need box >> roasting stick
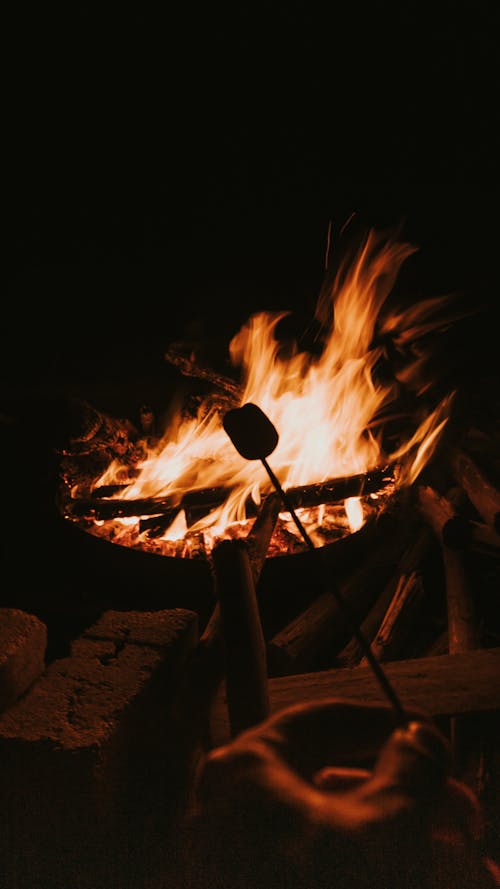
[223,403,408,727]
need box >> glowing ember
[63,227,455,558]
[345,497,364,533]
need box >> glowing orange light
[81,228,453,554]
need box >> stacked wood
[266,506,415,676]
[337,527,433,667]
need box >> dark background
[4,3,499,410]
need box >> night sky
[4,4,499,407]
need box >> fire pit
[58,228,455,566]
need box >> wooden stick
[450,448,500,534]
[362,572,425,664]
[468,521,500,556]
[417,485,479,653]
[245,493,281,578]
[200,493,281,656]
[209,648,500,747]
[211,538,269,737]
[417,483,484,786]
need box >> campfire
[59,227,458,561]
[2,223,500,889]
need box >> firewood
[451,447,500,534]
[364,572,425,663]
[164,346,242,404]
[200,493,281,656]
[267,509,414,675]
[51,397,141,458]
[415,483,466,539]
[192,494,281,747]
[209,648,500,748]
[245,493,282,578]
[51,397,148,497]
[417,485,479,653]
[337,528,433,667]
[211,539,269,737]
[68,464,395,521]
[417,483,484,786]
[468,521,500,556]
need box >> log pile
[203,395,500,840]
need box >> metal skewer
[223,402,408,727]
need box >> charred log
[66,464,395,521]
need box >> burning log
[48,397,141,459]
[67,464,395,521]
[245,493,282,577]
[266,507,414,676]
[450,448,500,534]
[337,527,433,667]
[49,397,148,496]
[211,539,269,737]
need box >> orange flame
[95,228,453,546]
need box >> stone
[0,607,199,889]
[0,608,47,713]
